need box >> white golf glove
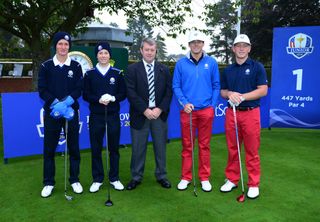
[228,96,245,107]
[228,100,239,107]
[101,93,115,102]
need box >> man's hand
[99,97,110,106]
[99,93,116,105]
[63,107,74,120]
[151,107,162,119]
[183,103,194,113]
[143,108,154,120]
[228,92,245,106]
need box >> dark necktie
[147,63,155,106]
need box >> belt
[228,106,259,111]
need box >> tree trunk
[30,46,50,91]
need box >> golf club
[64,120,73,201]
[190,112,197,197]
[104,106,113,207]
[231,104,245,203]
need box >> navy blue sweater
[38,59,83,112]
[83,67,126,114]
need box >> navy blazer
[125,61,172,130]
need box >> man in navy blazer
[125,38,172,190]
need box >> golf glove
[228,100,239,107]
[63,95,74,106]
[101,93,115,102]
[50,105,66,119]
[50,98,59,108]
[63,107,75,120]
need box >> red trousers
[180,107,214,181]
[225,107,261,187]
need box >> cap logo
[98,45,103,51]
[64,35,69,41]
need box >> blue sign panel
[270,26,320,128]
[2,92,270,159]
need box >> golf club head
[193,191,198,197]
[105,199,113,207]
[237,194,245,202]
[65,194,73,201]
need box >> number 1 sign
[270,26,320,128]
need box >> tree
[241,0,320,64]
[203,0,238,64]
[0,28,31,58]
[0,0,192,90]
[155,33,168,61]
[127,16,154,60]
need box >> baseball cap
[188,30,205,43]
[233,34,251,45]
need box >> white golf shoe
[89,182,103,193]
[220,179,237,192]
[71,182,83,194]
[247,187,259,199]
[110,180,125,191]
[177,179,190,190]
[201,180,212,192]
[41,185,54,198]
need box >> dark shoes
[126,180,141,190]
[157,178,171,189]
[126,178,171,190]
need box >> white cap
[188,30,205,43]
[233,34,251,45]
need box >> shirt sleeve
[172,61,188,107]
[256,62,268,86]
[211,60,221,107]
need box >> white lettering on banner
[120,113,130,127]
[281,95,313,108]
[86,115,89,129]
[119,113,130,121]
[85,113,130,127]
[215,103,228,117]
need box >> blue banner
[270,26,320,128]
[2,92,270,159]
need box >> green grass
[1,96,319,221]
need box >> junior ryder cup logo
[68,70,74,78]
[109,77,115,85]
[286,33,313,59]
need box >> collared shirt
[221,58,268,107]
[189,52,204,65]
[96,63,111,76]
[142,59,155,71]
[53,55,71,67]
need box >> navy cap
[52,31,72,48]
[95,42,112,57]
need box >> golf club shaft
[105,106,112,202]
[64,121,72,200]
[190,112,197,196]
[232,105,245,194]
